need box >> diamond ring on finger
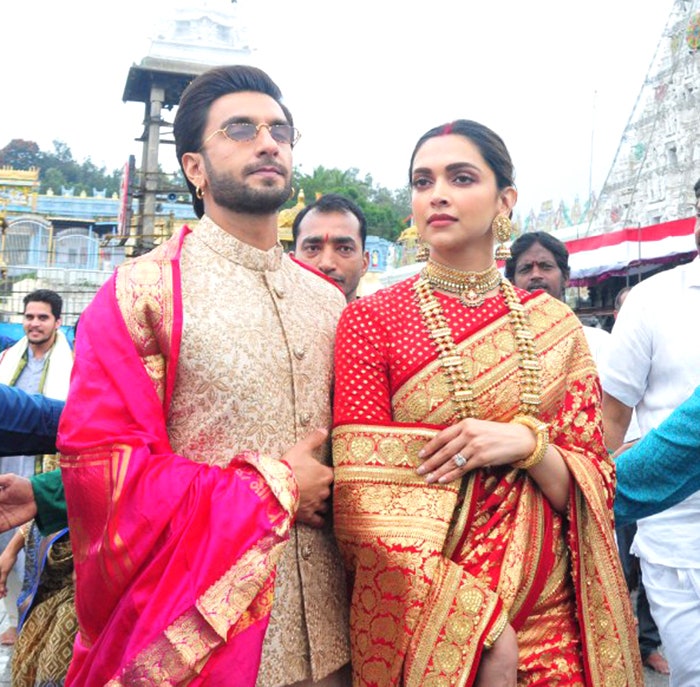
[453,453,467,468]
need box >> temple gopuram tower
[585,0,700,235]
[123,0,254,251]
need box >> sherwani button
[293,346,306,360]
[299,412,311,426]
[301,544,312,559]
[274,285,285,298]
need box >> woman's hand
[417,418,535,484]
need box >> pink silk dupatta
[58,230,298,686]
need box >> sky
[1,1,675,218]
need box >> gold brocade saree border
[335,292,643,685]
[333,423,457,549]
[390,292,591,427]
[333,424,504,687]
[566,455,644,687]
[333,424,439,468]
[404,560,504,687]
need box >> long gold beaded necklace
[414,262,541,420]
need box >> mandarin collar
[194,215,284,272]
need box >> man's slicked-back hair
[292,193,368,249]
[173,65,293,218]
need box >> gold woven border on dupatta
[60,445,135,590]
[105,559,280,687]
[103,452,298,686]
[115,234,182,403]
[242,452,300,533]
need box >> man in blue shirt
[0,384,62,456]
[0,384,66,535]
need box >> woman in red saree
[332,120,642,686]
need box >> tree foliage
[1,138,412,241]
[39,141,123,196]
[0,139,41,170]
[291,166,410,241]
[0,139,124,196]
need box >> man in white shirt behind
[601,178,700,687]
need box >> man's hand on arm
[0,474,37,533]
[281,428,334,529]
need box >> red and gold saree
[58,229,299,686]
[332,276,641,687]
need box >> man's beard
[26,331,55,346]
[203,155,291,215]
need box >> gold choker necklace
[422,260,502,308]
[413,275,541,419]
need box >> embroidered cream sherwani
[168,217,349,687]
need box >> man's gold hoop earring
[492,215,512,260]
[196,186,204,200]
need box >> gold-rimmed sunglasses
[201,121,301,147]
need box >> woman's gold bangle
[511,415,549,470]
[483,609,509,649]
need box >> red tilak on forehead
[440,122,454,135]
[325,233,330,243]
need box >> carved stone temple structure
[122,0,255,252]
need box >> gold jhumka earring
[414,226,430,261]
[416,237,430,262]
[492,214,512,260]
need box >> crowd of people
[0,63,698,687]
[0,289,76,686]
